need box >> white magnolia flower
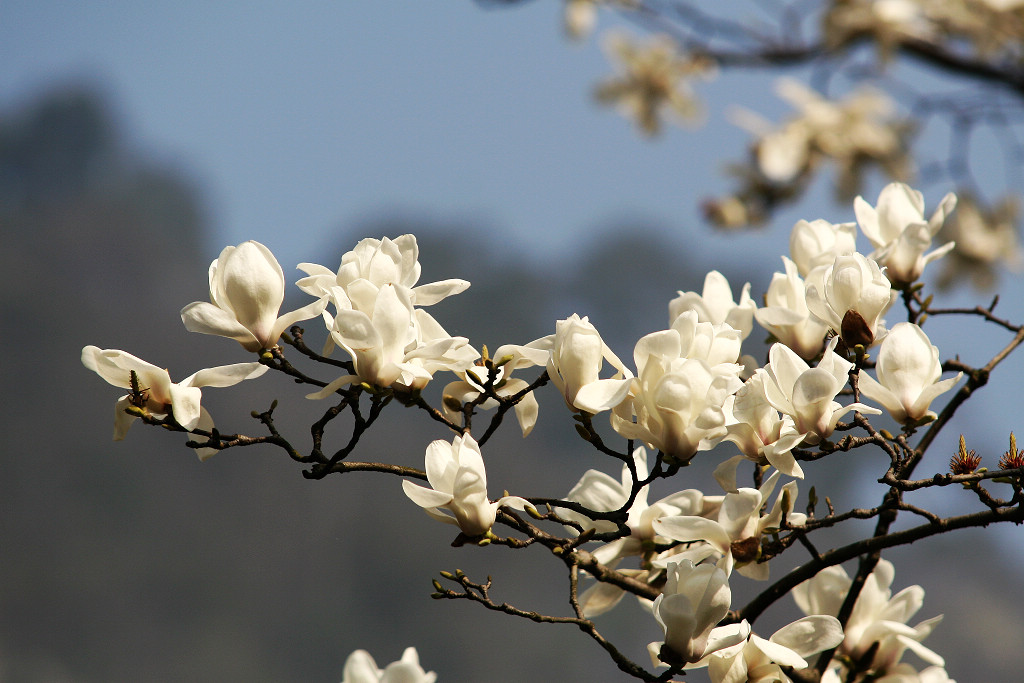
[308,284,477,395]
[789,219,859,277]
[181,241,326,352]
[647,560,744,667]
[702,615,844,683]
[611,329,743,464]
[760,337,881,442]
[858,323,962,424]
[794,559,945,678]
[557,446,711,616]
[669,310,744,369]
[340,647,437,683]
[754,256,830,360]
[297,234,468,308]
[653,471,807,580]
[441,343,548,437]
[82,346,267,460]
[855,183,957,286]
[402,434,532,537]
[562,447,708,559]
[723,371,808,479]
[544,314,633,413]
[669,271,757,341]
[806,253,898,347]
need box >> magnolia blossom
[937,192,1021,290]
[557,447,711,616]
[544,314,633,413]
[794,559,946,678]
[854,182,957,286]
[701,616,844,683]
[563,0,598,40]
[669,271,757,340]
[611,329,743,464]
[722,371,808,479]
[595,32,715,135]
[402,434,531,537]
[340,647,437,683]
[806,253,898,347]
[297,234,468,308]
[653,471,807,580]
[560,447,710,560]
[740,78,909,199]
[789,218,858,277]
[441,343,548,437]
[308,284,477,395]
[760,337,881,442]
[647,560,744,667]
[754,256,830,360]
[81,346,267,460]
[181,241,326,351]
[858,323,962,423]
[669,310,744,369]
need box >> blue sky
[1,1,796,269]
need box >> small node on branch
[574,424,593,442]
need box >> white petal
[402,480,454,509]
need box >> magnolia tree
[82,2,1024,682]
[83,199,1024,681]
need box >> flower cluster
[83,183,988,681]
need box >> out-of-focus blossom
[654,472,806,580]
[825,0,938,56]
[441,343,548,436]
[789,219,859,277]
[340,647,437,683]
[794,559,945,679]
[736,79,910,204]
[595,32,716,135]
[181,241,326,352]
[82,346,267,460]
[855,182,957,286]
[857,322,961,424]
[669,271,757,341]
[760,337,880,441]
[402,434,532,537]
[545,314,633,413]
[700,615,844,683]
[723,371,808,479]
[937,192,1022,290]
[755,256,830,361]
[806,253,898,348]
[564,0,598,40]
[562,0,638,41]
[611,327,743,464]
[647,560,744,667]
